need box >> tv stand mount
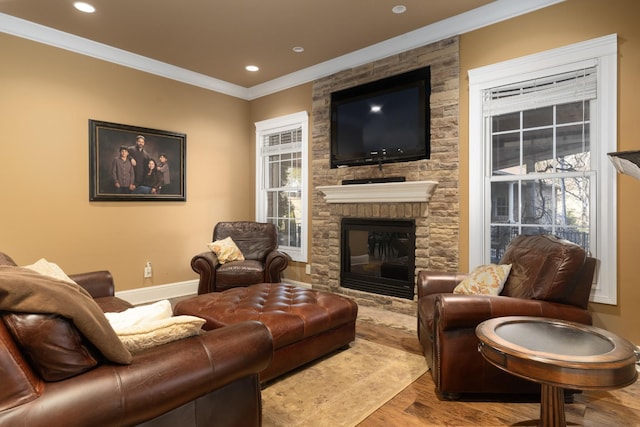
[342,176,406,185]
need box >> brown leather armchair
[191,221,290,294]
[0,252,273,427]
[417,234,596,400]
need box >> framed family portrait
[89,120,186,201]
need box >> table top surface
[494,319,614,356]
[476,316,638,390]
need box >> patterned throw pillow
[453,264,512,296]
[207,236,245,264]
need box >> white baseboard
[115,278,312,306]
[115,279,198,306]
[282,278,312,289]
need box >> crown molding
[0,13,249,99]
[246,0,566,99]
[0,0,564,101]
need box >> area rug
[261,338,428,427]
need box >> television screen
[330,66,430,168]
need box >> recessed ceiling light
[74,2,96,13]
[245,65,259,72]
[392,5,407,14]
[293,46,305,53]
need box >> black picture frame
[89,120,186,201]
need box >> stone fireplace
[310,37,460,315]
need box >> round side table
[476,316,638,427]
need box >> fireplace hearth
[341,218,416,300]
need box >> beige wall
[1,33,254,289]
[2,0,639,342]
[459,0,640,342]
[249,83,314,283]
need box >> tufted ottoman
[174,283,358,383]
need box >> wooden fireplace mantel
[317,180,438,204]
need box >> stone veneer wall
[310,36,460,315]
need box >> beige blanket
[0,266,132,364]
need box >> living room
[1,0,639,424]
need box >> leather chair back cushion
[500,234,586,303]
[2,313,100,381]
[213,222,277,261]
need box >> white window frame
[255,111,309,263]
[468,34,618,304]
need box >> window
[469,35,618,304]
[255,111,308,262]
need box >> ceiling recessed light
[392,5,407,14]
[245,65,259,72]
[74,2,96,13]
[293,46,304,53]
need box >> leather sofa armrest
[417,271,467,298]
[68,271,115,298]
[264,250,290,282]
[191,251,220,294]
[0,320,274,427]
[435,294,593,332]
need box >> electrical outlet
[144,261,153,278]
[305,264,311,275]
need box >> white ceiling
[0,0,564,99]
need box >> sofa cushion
[453,264,511,296]
[216,259,265,285]
[2,313,100,381]
[208,236,245,264]
[0,266,132,364]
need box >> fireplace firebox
[341,218,416,300]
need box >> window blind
[260,127,302,155]
[483,67,597,116]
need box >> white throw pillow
[453,264,512,296]
[104,299,174,331]
[22,258,77,284]
[105,300,205,352]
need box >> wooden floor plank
[355,320,640,427]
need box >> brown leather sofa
[0,252,273,427]
[417,234,596,400]
[191,221,290,294]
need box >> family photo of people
[89,120,186,201]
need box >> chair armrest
[0,321,273,427]
[68,271,115,298]
[417,270,467,298]
[264,250,290,282]
[191,251,220,294]
[435,294,593,332]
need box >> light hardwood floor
[356,321,640,426]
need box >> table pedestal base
[540,384,565,427]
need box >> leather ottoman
[174,283,358,383]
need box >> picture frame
[89,119,186,201]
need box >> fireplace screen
[341,218,415,299]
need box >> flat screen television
[330,66,431,168]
